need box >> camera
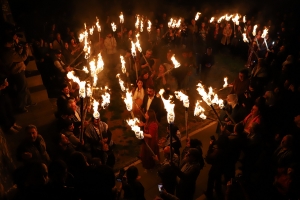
[158,183,163,192]
[116,168,126,182]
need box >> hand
[22,152,32,160]
[209,140,214,145]
[226,121,232,125]
[65,66,72,72]
[220,125,226,132]
[152,155,159,161]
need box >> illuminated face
[64,43,68,49]
[238,73,244,81]
[251,105,259,116]
[145,51,152,58]
[93,118,99,126]
[159,65,165,73]
[62,86,69,95]
[137,80,143,88]
[68,123,74,132]
[147,88,155,97]
[27,128,38,142]
[143,73,149,79]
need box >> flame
[194,100,206,119]
[89,60,97,86]
[119,12,124,24]
[93,99,100,119]
[140,16,144,32]
[96,53,104,74]
[217,16,225,23]
[242,33,249,43]
[252,25,257,36]
[223,77,228,88]
[232,14,240,25]
[96,17,101,32]
[170,54,180,68]
[159,89,175,123]
[261,27,268,38]
[111,22,117,32]
[89,26,94,35]
[209,17,215,23]
[168,18,173,28]
[84,23,86,30]
[243,15,246,23]
[175,19,181,28]
[131,41,136,57]
[83,66,89,74]
[174,91,189,108]
[135,15,140,29]
[120,55,126,73]
[116,74,126,92]
[86,83,92,97]
[135,33,142,52]
[78,33,84,42]
[67,71,86,97]
[101,91,110,109]
[147,20,152,32]
[126,118,144,139]
[196,83,224,108]
[225,14,233,21]
[195,12,201,20]
[124,89,133,111]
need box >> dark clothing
[0,90,15,131]
[123,181,146,200]
[141,95,165,122]
[56,93,71,115]
[158,163,177,195]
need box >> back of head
[126,166,139,183]
[189,138,202,148]
[48,160,67,183]
[188,148,201,162]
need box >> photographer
[121,166,145,200]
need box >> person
[273,135,295,168]
[200,47,215,82]
[154,64,178,93]
[16,125,50,165]
[250,58,268,89]
[61,119,82,147]
[139,69,154,90]
[181,138,205,169]
[172,148,202,200]
[122,166,146,200]
[141,85,164,122]
[55,133,76,162]
[52,33,64,51]
[242,104,262,135]
[221,23,232,47]
[0,75,22,133]
[139,109,159,171]
[104,33,117,65]
[164,125,181,161]
[132,79,145,116]
[56,83,72,117]
[230,69,250,104]
[139,49,154,74]
[53,49,72,82]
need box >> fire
[217,16,225,23]
[131,41,136,57]
[168,18,173,28]
[174,91,189,108]
[111,22,117,32]
[209,17,215,23]
[223,77,228,88]
[67,72,86,97]
[124,89,133,111]
[242,33,249,43]
[232,14,240,25]
[101,91,110,109]
[225,14,233,21]
[147,20,152,32]
[135,33,142,52]
[243,15,246,23]
[96,53,104,74]
[170,54,181,68]
[89,60,98,86]
[252,25,257,36]
[96,17,101,32]
[119,12,124,24]
[78,33,84,42]
[140,16,144,32]
[175,19,181,28]
[116,74,126,92]
[126,118,144,139]
[159,89,175,123]
[196,83,224,108]
[261,27,268,38]
[120,55,126,74]
[194,100,206,119]
[135,15,140,29]
[195,12,201,21]
[83,66,89,74]
[86,83,92,97]
[93,99,100,119]
[89,26,94,35]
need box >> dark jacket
[141,94,165,122]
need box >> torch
[157,54,181,78]
[131,41,138,80]
[147,20,152,40]
[135,33,151,72]
[159,89,175,161]
[194,100,207,120]
[96,16,101,51]
[174,91,189,138]
[111,22,117,37]
[119,12,124,39]
[195,12,201,21]
[261,27,269,51]
[127,118,156,156]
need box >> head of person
[61,83,70,95]
[264,91,275,106]
[56,33,61,41]
[64,119,74,131]
[48,160,68,184]
[191,19,196,26]
[126,166,139,183]
[107,33,112,38]
[185,148,200,163]
[234,123,244,135]
[294,115,300,128]
[226,23,231,28]
[238,69,248,81]
[25,161,49,187]
[57,133,70,146]
[281,135,293,149]
[141,70,149,80]
[67,98,77,111]
[251,104,260,116]
[163,146,174,159]
[145,50,152,58]
[226,94,238,107]
[64,42,69,49]
[147,85,155,98]
[55,49,62,58]
[158,64,166,73]
[189,138,202,149]
[25,125,38,142]
[68,152,88,174]
[201,22,205,28]
[70,39,75,45]
[145,109,157,123]
[92,116,100,126]
[136,79,143,89]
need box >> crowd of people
[1,1,300,199]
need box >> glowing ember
[170,54,181,68]
[195,12,201,21]
[252,25,257,36]
[147,20,152,32]
[116,74,126,92]
[223,77,228,88]
[209,17,215,23]
[93,99,100,119]
[101,91,110,109]
[194,100,206,119]
[159,89,175,123]
[124,89,133,111]
[83,66,89,74]
[120,55,126,74]
[111,22,117,32]
[119,12,124,24]
[174,91,189,108]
